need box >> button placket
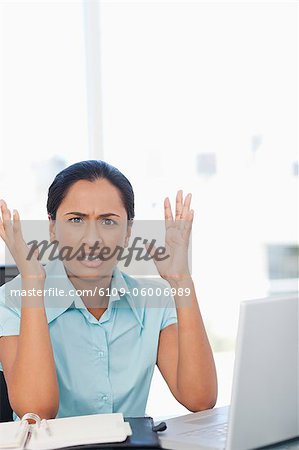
[93,325,112,412]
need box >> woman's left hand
[145,190,194,284]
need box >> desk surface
[155,407,299,450]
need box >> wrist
[21,275,45,289]
[21,273,45,282]
[167,273,193,289]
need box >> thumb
[144,241,157,259]
[27,242,40,260]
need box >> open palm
[145,190,193,283]
[0,199,45,280]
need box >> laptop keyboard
[179,421,228,443]
[180,423,299,449]
[197,423,228,442]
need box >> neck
[66,270,114,309]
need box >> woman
[0,160,217,421]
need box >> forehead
[57,178,126,214]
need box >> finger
[179,193,192,231]
[164,197,174,229]
[181,193,192,220]
[12,209,27,251]
[12,209,22,235]
[175,190,183,220]
[1,199,11,221]
[0,201,5,240]
[0,200,13,240]
[0,219,5,240]
[182,209,194,241]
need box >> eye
[69,217,83,223]
[101,218,116,226]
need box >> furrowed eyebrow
[64,212,121,218]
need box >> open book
[0,412,132,450]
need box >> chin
[65,260,114,280]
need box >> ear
[124,223,132,248]
[48,214,56,242]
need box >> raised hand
[0,199,46,281]
[145,190,193,283]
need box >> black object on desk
[55,416,165,449]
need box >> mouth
[77,254,103,268]
[81,254,102,261]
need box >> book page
[0,420,30,450]
[26,413,132,450]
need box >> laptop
[159,296,299,450]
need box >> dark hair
[47,160,135,221]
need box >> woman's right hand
[0,199,46,282]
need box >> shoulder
[0,258,56,329]
[120,271,173,306]
[119,270,177,331]
[0,274,23,310]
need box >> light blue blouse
[0,257,177,421]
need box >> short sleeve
[160,290,178,330]
[0,286,21,337]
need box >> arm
[157,277,217,412]
[0,199,59,419]
[3,279,59,419]
[146,190,217,412]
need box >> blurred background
[0,0,298,417]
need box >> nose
[82,219,103,249]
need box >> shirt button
[99,351,105,357]
[102,395,108,401]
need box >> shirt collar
[110,265,145,331]
[45,259,144,329]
